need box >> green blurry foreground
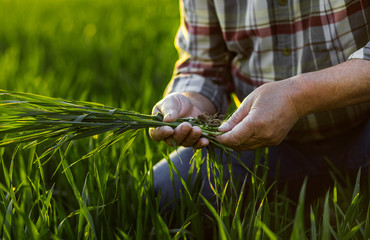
[0,0,369,239]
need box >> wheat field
[0,0,369,239]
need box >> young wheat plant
[0,89,229,159]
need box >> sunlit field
[0,0,369,239]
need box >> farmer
[149,0,370,208]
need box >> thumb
[152,97,182,122]
[218,100,250,132]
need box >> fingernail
[218,122,229,131]
[164,113,172,121]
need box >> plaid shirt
[166,0,370,141]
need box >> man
[149,0,370,208]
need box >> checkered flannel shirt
[166,0,370,141]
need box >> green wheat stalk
[0,89,230,159]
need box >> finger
[181,126,202,147]
[172,122,192,145]
[151,105,161,115]
[155,99,181,122]
[149,126,174,142]
[164,136,175,146]
[216,117,255,147]
[193,138,210,149]
[218,101,250,132]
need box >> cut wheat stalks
[0,89,230,159]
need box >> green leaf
[200,195,230,240]
[290,178,307,240]
[321,192,331,240]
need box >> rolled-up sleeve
[348,41,370,60]
[164,0,233,114]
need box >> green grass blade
[310,206,317,240]
[59,150,97,239]
[200,194,230,240]
[256,219,278,240]
[365,205,370,238]
[290,178,307,240]
[321,192,330,240]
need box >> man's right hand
[149,92,216,148]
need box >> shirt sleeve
[164,0,233,114]
[348,41,370,60]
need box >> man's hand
[216,80,300,150]
[216,59,370,151]
[149,92,217,148]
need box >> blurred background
[1,1,368,239]
[0,0,181,238]
[0,0,179,112]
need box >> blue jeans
[153,118,370,209]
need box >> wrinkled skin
[150,60,370,151]
[149,80,300,150]
[216,80,300,150]
[149,92,215,148]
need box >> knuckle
[229,113,242,125]
[181,122,192,132]
[182,130,201,147]
[190,127,202,139]
[174,125,190,138]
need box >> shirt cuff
[348,41,370,60]
[167,74,229,114]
